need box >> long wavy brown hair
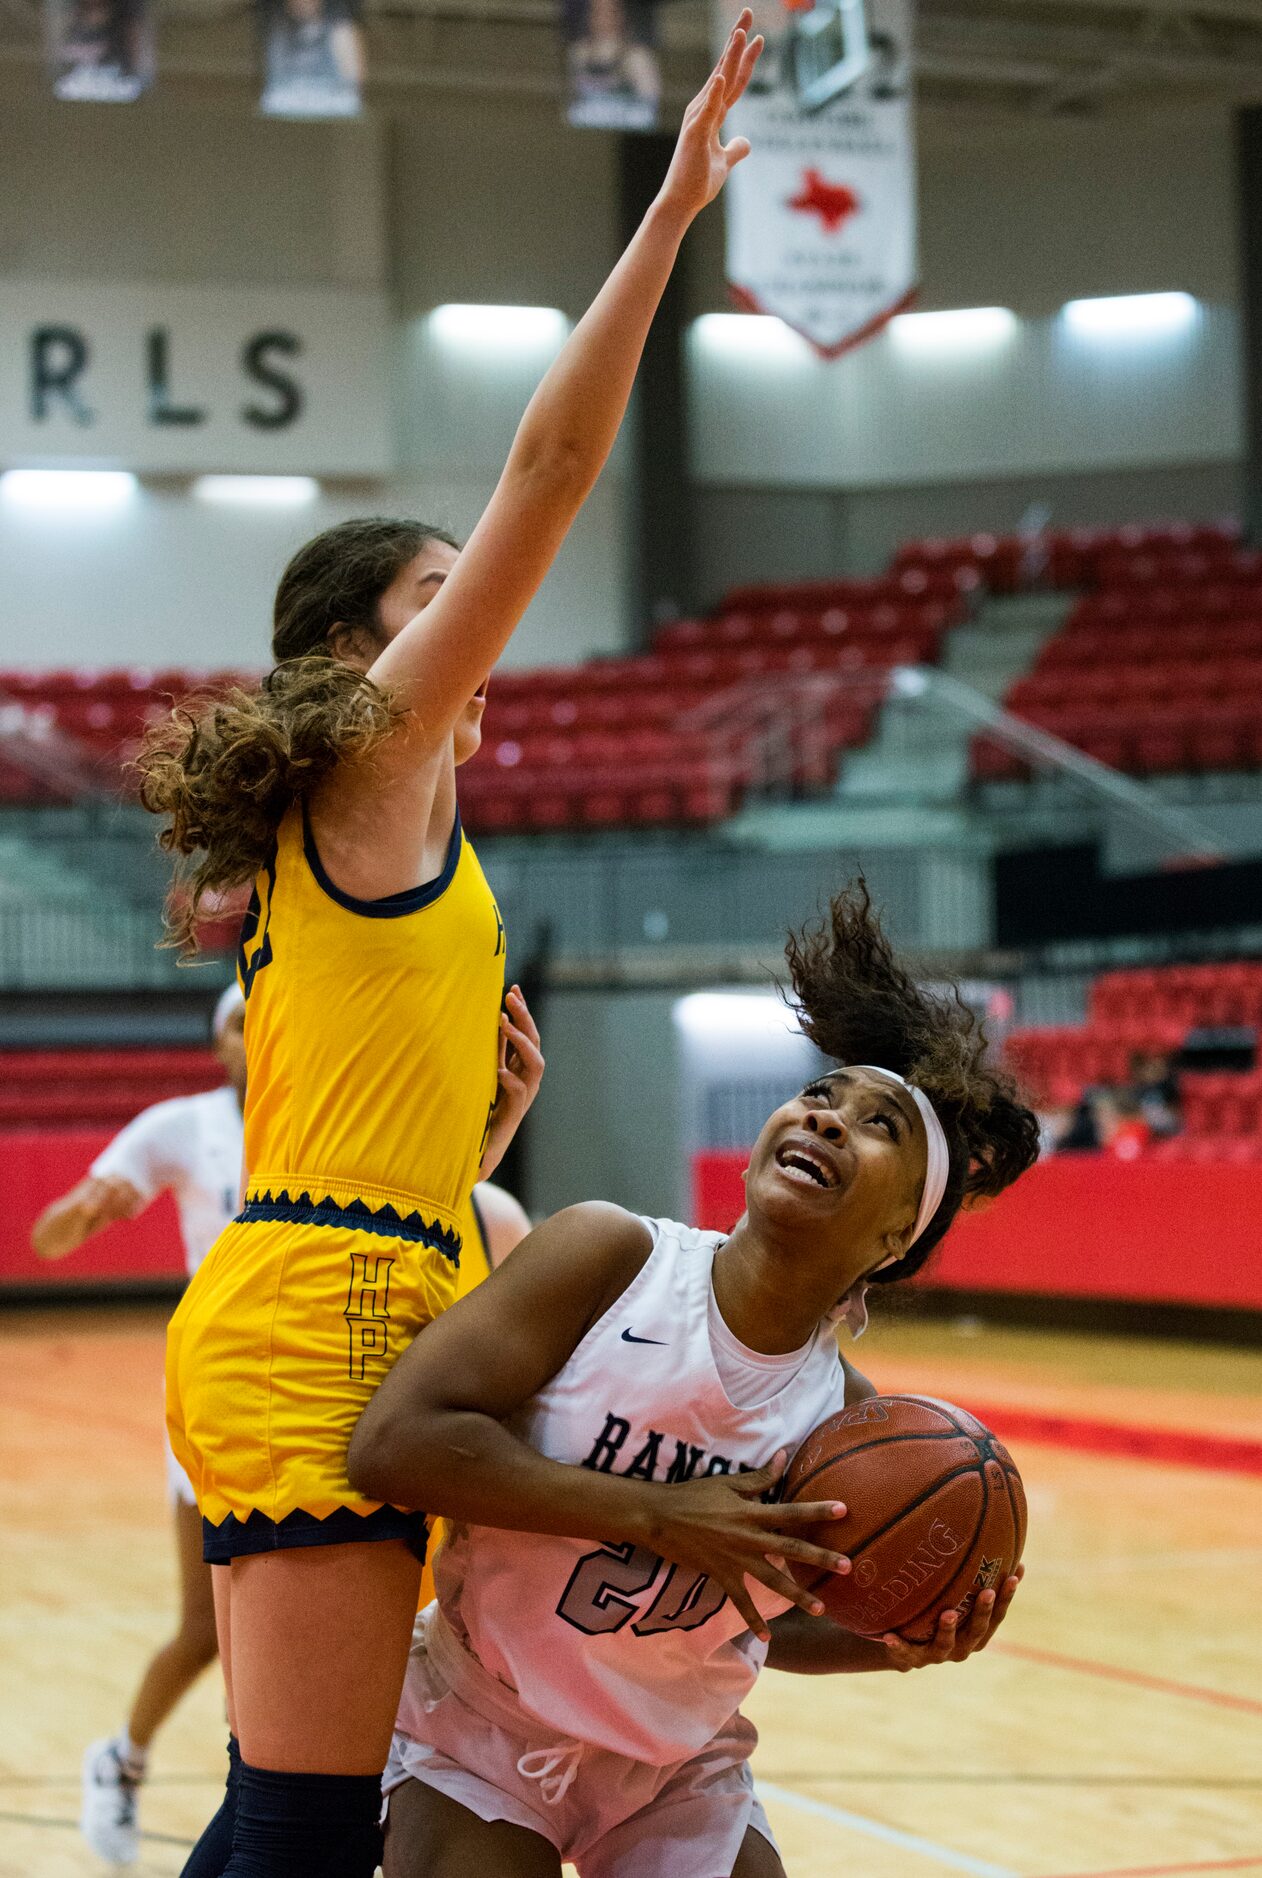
[135,518,458,954]
[784,880,1039,1280]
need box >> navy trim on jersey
[202,1502,429,1564]
[237,1188,462,1264]
[301,802,463,918]
[237,848,277,999]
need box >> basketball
[782,1395,1027,1643]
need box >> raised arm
[366,17,762,744]
[347,1201,852,1640]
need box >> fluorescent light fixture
[692,313,809,362]
[673,991,804,1041]
[194,475,319,506]
[889,307,1017,352]
[1061,292,1198,337]
[427,304,569,350]
[0,468,137,510]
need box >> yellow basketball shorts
[166,1180,462,1563]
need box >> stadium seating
[0,667,258,807]
[972,535,1262,781]
[1004,961,1262,1157]
[0,1048,223,1128]
[456,572,969,831]
[894,519,1242,594]
[5,516,1259,822]
[1,571,965,833]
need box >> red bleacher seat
[0,1048,222,1130]
[1006,963,1261,1158]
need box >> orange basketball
[782,1394,1026,1642]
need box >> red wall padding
[1,1129,185,1288]
[691,1151,1262,1310]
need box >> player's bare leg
[212,1562,237,1737]
[382,1777,562,1878]
[731,1824,788,1878]
[82,1499,220,1864]
[128,1498,219,1746]
[225,1542,422,1772]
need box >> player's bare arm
[359,16,763,751]
[31,1175,145,1260]
[305,18,764,902]
[348,1200,850,1641]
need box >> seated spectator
[1129,1049,1182,1140]
[1098,1089,1152,1162]
[1053,1089,1104,1154]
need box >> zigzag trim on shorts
[236,1188,462,1264]
[202,1502,430,1564]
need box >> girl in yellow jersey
[137,25,764,1878]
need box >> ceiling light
[1061,292,1198,338]
[427,305,569,351]
[673,991,805,1040]
[0,469,137,510]
[194,475,319,506]
[889,307,1018,352]
[692,314,809,361]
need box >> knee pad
[221,1759,384,1878]
[180,1736,241,1878]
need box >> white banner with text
[716,0,917,358]
[0,280,391,475]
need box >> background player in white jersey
[468,1181,533,1281]
[32,983,248,1865]
[350,885,1039,1878]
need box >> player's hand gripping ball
[782,1395,1027,1643]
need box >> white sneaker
[80,1738,141,1865]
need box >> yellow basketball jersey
[237,801,505,1259]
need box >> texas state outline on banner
[717,0,917,358]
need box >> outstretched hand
[882,1565,1024,1672]
[658,9,763,222]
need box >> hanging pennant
[47,0,153,102]
[716,0,917,358]
[258,0,364,119]
[562,0,661,132]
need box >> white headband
[854,1066,950,1247]
[212,982,245,1040]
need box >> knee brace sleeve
[219,1759,384,1878]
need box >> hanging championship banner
[46,0,153,102]
[562,0,661,131]
[258,0,364,118]
[716,0,916,358]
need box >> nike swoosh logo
[620,1328,668,1346]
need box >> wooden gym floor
[1,1303,1259,1878]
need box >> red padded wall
[1,1129,185,1288]
[691,1151,1262,1310]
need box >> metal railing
[0,898,182,991]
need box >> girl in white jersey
[351,885,1041,1878]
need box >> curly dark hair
[135,517,458,955]
[784,880,1039,1282]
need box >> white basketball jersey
[90,1085,243,1277]
[424,1216,849,1764]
